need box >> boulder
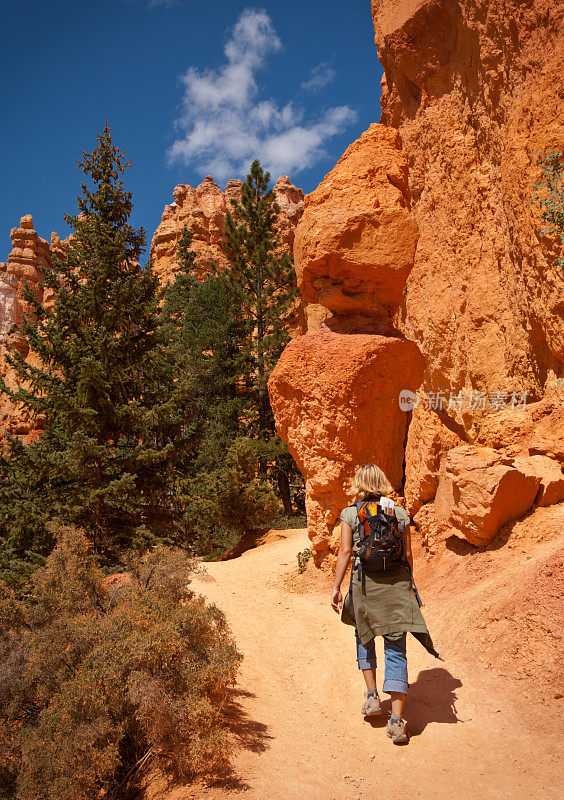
[403,391,465,515]
[268,329,425,566]
[434,445,542,546]
[294,123,418,326]
[512,455,564,508]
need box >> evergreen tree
[0,125,193,571]
[161,228,280,553]
[222,160,301,513]
[161,227,246,471]
[222,160,298,439]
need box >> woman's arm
[331,521,353,612]
[402,523,414,572]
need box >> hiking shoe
[387,716,409,743]
[361,691,382,716]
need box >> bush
[183,438,279,558]
[297,548,312,574]
[0,527,241,799]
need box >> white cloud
[301,61,336,92]
[168,8,357,181]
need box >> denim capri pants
[355,628,408,694]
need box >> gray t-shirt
[340,496,410,548]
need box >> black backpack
[352,498,405,574]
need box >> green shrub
[297,548,312,574]
[0,527,241,799]
[183,438,279,558]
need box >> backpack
[352,497,405,575]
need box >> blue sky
[1,0,383,255]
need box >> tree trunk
[277,468,294,516]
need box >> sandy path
[170,528,562,800]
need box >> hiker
[331,463,442,744]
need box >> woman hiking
[331,463,442,744]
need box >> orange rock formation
[269,125,423,566]
[294,124,418,332]
[372,0,564,406]
[270,0,563,564]
[0,215,61,437]
[269,330,424,564]
[151,175,304,285]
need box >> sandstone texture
[372,0,564,410]
[403,390,466,516]
[294,124,418,331]
[434,445,542,545]
[268,330,425,566]
[269,123,424,565]
[475,381,564,460]
[151,175,304,285]
[0,216,64,437]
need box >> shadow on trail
[209,687,273,790]
[365,668,463,737]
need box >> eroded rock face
[294,124,418,331]
[150,175,305,285]
[372,0,564,405]
[0,216,60,437]
[268,329,425,567]
[403,390,465,516]
[474,382,564,460]
[434,445,542,546]
[269,123,423,565]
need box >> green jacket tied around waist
[339,501,443,661]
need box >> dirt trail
[164,528,562,800]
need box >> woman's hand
[331,587,343,612]
[331,521,353,613]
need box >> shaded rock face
[0,216,63,437]
[268,330,425,566]
[151,175,305,285]
[372,0,564,407]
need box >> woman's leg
[355,627,376,691]
[382,632,408,716]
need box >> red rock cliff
[372,0,564,414]
[269,125,424,566]
[270,1,564,568]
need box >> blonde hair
[350,463,394,499]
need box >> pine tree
[161,226,246,471]
[0,126,194,571]
[222,160,300,514]
[222,160,297,439]
[161,228,280,553]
